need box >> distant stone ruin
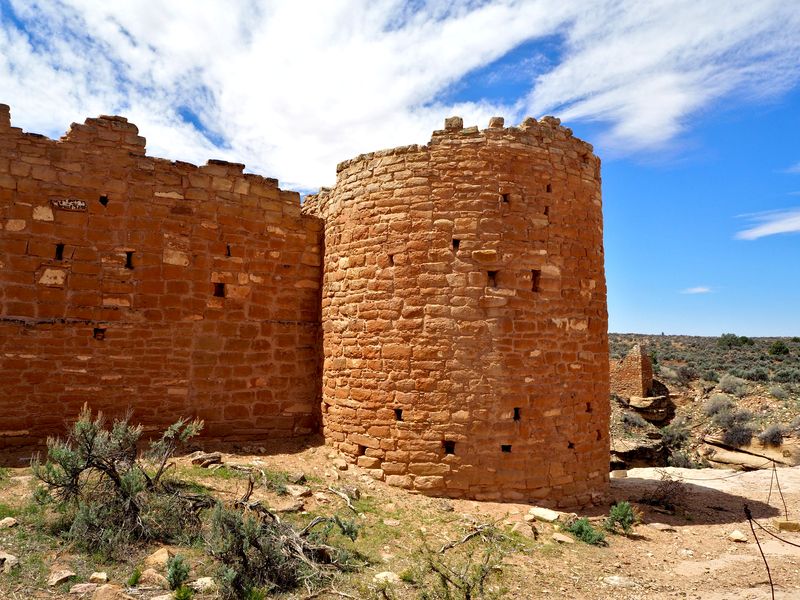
[0,105,609,506]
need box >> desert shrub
[758,424,787,447]
[773,368,800,383]
[792,337,800,343]
[174,586,194,600]
[677,364,699,384]
[207,504,360,599]
[31,405,207,558]
[167,554,191,590]
[703,394,733,417]
[667,450,701,468]
[659,366,679,382]
[718,334,754,349]
[408,525,510,600]
[769,340,791,356]
[641,472,687,511]
[718,375,747,397]
[702,370,719,382]
[770,386,788,401]
[604,501,636,534]
[565,518,606,546]
[739,366,769,382]
[712,409,754,447]
[661,417,690,450]
[621,412,648,429]
[127,568,142,587]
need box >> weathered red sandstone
[610,343,653,398]
[0,105,608,505]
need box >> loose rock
[138,568,169,589]
[648,522,677,532]
[285,484,312,498]
[551,533,575,544]
[92,584,136,600]
[189,576,216,592]
[0,551,19,573]
[332,458,348,471]
[529,506,561,523]
[144,546,174,569]
[0,517,18,528]
[48,569,76,586]
[374,571,401,585]
[603,575,637,588]
[89,572,108,584]
[70,583,98,595]
[728,529,748,542]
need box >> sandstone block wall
[610,344,653,398]
[0,105,322,453]
[303,116,609,506]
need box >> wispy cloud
[786,162,800,174]
[681,286,712,294]
[1,1,799,188]
[736,208,800,240]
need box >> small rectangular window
[443,440,456,455]
[513,407,521,421]
[394,408,403,421]
[501,444,512,453]
[501,193,510,203]
[124,251,134,269]
[55,243,64,261]
[531,269,541,292]
[213,282,226,298]
[487,270,498,288]
[92,327,106,340]
[452,239,460,250]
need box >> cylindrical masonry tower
[303,116,609,507]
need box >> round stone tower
[304,116,609,507]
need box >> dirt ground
[2,440,800,600]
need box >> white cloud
[786,162,800,174]
[1,1,800,189]
[681,286,712,294]
[736,208,800,240]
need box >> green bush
[604,501,636,534]
[661,418,690,450]
[773,368,800,383]
[166,554,191,590]
[622,412,648,429]
[174,586,194,600]
[770,386,789,400]
[769,340,791,356]
[31,405,206,558]
[565,518,606,546]
[207,504,359,599]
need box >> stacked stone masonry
[0,104,322,453]
[304,116,609,506]
[610,343,653,398]
[0,104,609,506]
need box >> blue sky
[1,1,799,336]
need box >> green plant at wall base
[173,586,194,600]
[126,567,142,587]
[604,501,636,534]
[565,518,606,546]
[166,554,191,590]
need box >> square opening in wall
[531,269,541,292]
[568,441,575,449]
[452,238,460,250]
[394,408,403,421]
[124,251,134,269]
[226,244,232,257]
[388,254,394,266]
[544,206,549,216]
[443,440,456,455]
[93,327,106,340]
[487,270,498,288]
[55,243,64,261]
[513,407,521,421]
[357,445,366,456]
[99,195,109,206]
[546,183,552,193]
[501,444,512,453]
[501,193,510,203]
[213,282,226,298]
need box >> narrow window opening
[546,183,552,193]
[596,430,602,441]
[226,244,232,257]
[531,269,541,292]
[54,243,64,261]
[567,441,575,449]
[124,251,134,269]
[92,327,106,340]
[586,402,593,413]
[501,193,510,203]
[513,407,521,421]
[388,254,394,266]
[213,282,226,298]
[394,408,403,421]
[99,195,109,207]
[544,206,549,216]
[487,270,498,288]
[357,445,366,456]
[452,238,460,250]
[443,440,456,455]
[501,444,512,453]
